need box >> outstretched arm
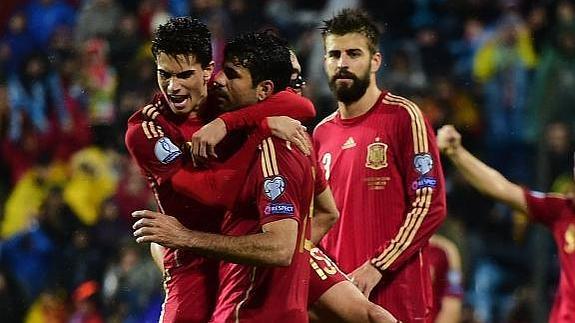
[437,125,527,214]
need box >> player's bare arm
[437,125,527,214]
[150,242,165,272]
[132,210,298,266]
[311,187,339,244]
[311,280,399,323]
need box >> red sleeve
[524,189,567,227]
[171,131,266,209]
[371,111,447,273]
[125,120,185,185]
[253,138,311,226]
[218,89,315,131]
[314,150,328,194]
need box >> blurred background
[0,0,574,322]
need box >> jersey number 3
[321,153,332,180]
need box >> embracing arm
[190,90,314,158]
[133,210,298,266]
[218,89,315,131]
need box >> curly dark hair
[151,17,212,68]
[224,31,292,92]
[321,9,380,54]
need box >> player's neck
[338,85,381,119]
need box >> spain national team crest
[365,138,388,170]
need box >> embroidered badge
[412,177,438,190]
[413,153,433,175]
[263,176,286,200]
[154,137,182,164]
[264,203,295,215]
[365,138,388,170]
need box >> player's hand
[267,116,311,156]
[141,103,183,141]
[132,210,193,249]
[349,260,382,297]
[436,125,462,156]
[190,117,226,160]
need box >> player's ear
[371,52,382,73]
[256,80,274,102]
[203,61,215,82]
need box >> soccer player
[313,9,447,322]
[290,50,398,323]
[125,17,314,322]
[192,47,399,323]
[428,234,463,323]
[437,124,575,323]
[133,31,315,323]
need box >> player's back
[212,136,314,323]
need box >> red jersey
[313,91,447,322]
[307,243,349,305]
[125,91,315,322]
[428,238,464,321]
[524,190,575,323]
[125,98,223,323]
[211,136,314,323]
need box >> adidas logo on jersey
[342,137,356,149]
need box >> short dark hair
[321,9,380,54]
[151,17,212,68]
[224,31,292,92]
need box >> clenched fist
[436,125,462,156]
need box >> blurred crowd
[0,0,574,322]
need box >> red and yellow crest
[365,138,388,170]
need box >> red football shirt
[313,91,446,322]
[126,91,316,322]
[125,97,224,323]
[211,136,314,323]
[524,190,575,323]
[428,241,464,321]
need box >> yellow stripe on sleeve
[141,121,152,139]
[266,138,280,175]
[148,121,159,137]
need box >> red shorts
[160,261,219,323]
[308,245,349,305]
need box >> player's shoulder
[126,116,167,140]
[379,91,423,118]
[313,111,338,133]
[125,108,169,151]
[127,98,164,125]
[259,136,311,166]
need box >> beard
[328,68,370,104]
